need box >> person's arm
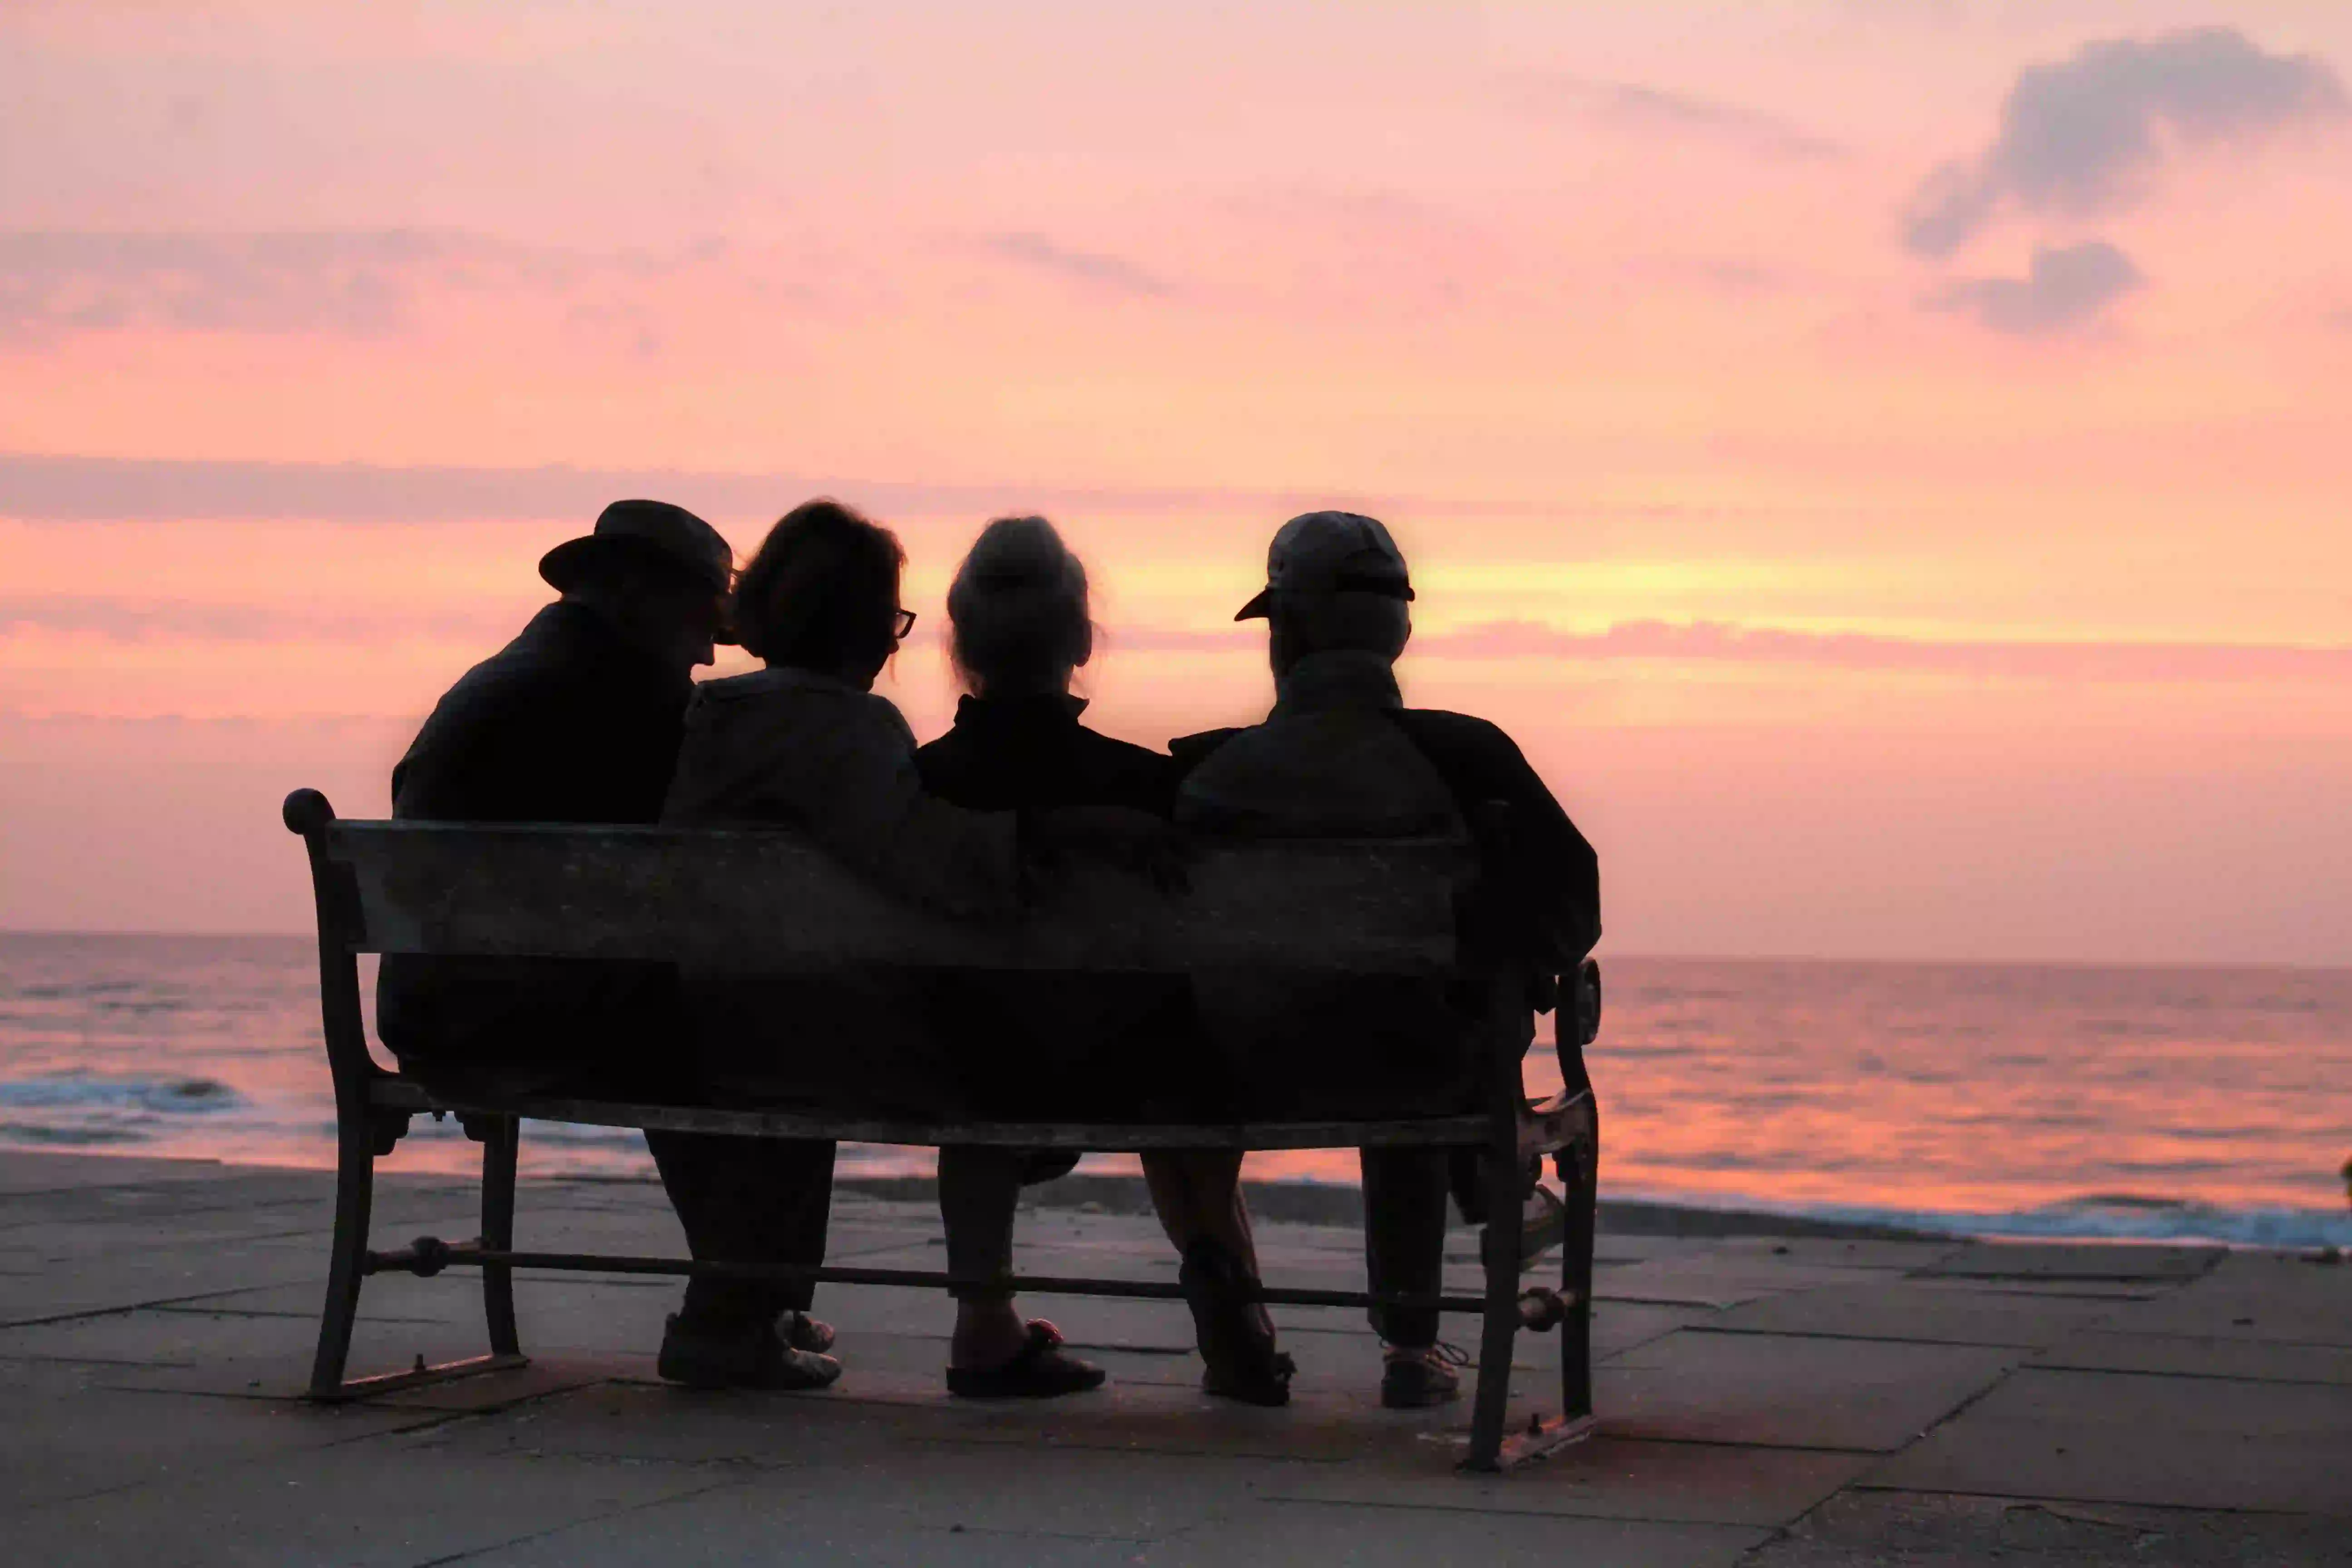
[1394,711,1601,963]
[760,693,1024,920]
[390,684,549,822]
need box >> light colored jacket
[663,666,1021,920]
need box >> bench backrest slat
[321,822,1469,973]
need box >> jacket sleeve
[754,693,1024,921]
[1394,711,1601,965]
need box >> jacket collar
[953,691,1089,728]
[696,663,868,702]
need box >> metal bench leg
[308,1118,374,1397]
[1465,1140,1525,1471]
[477,1114,522,1359]
[1561,1130,1597,1424]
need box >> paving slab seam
[1842,1480,2349,1522]
[143,1303,380,1320]
[913,1521,1161,1546]
[1594,1294,1781,1311]
[2,1402,470,1522]
[449,1440,779,1477]
[1565,1431,1893,1459]
[1250,1491,1781,1529]
[0,1348,203,1369]
[896,1434,1359,1465]
[1,1282,339,1330]
[1680,1324,2058,1352]
[2022,1354,2352,1387]
[408,1476,753,1568]
[2067,1328,2352,1352]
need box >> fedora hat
[539,500,734,598]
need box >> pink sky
[3,2,2349,962]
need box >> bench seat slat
[326,822,1467,972]
[369,1076,1503,1151]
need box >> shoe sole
[1380,1381,1463,1410]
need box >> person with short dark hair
[915,515,1294,1406]
[377,498,845,1396]
[1176,510,1600,1410]
[664,497,1108,1400]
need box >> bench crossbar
[369,1239,1537,1316]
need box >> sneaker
[658,1313,841,1392]
[1380,1342,1466,1409]
[784,1312,836,1355]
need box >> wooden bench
[283,786,1602,1471]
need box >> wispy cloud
[1067,618,2352,686]
[0,230,456,343]
[1536,75,1843,162]
[983,232,1173,298]
[1904,27,2346,258]
[0,452,1673,526]
[20,601,2345,686]
[1408,619,2352,684]
[0,230,735,346]
[1928,240,2146,337]
[0,595,509,643]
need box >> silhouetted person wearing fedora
[378,499,843,1392]
[1175,510,1600,1409]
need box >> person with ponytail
[916,515,1295,1407]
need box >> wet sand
[3,1149,2346,1565]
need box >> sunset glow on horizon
[4,2,2349,964]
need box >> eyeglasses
[893,608,917,640]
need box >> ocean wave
[0,1073,245,1114]
[1674,1191,2352,1250]
[0,1122,152,1146]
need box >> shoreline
[14,1145,2345,1250]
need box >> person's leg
[1140,1148,1257,1268]
[647,1132,837,1327]
[1360,1145,1449,1344]
[647,1130,841,1389]
[938,1144,1107,1396]
[938,1143,1028,1368]
[1145,1149,1290,1403]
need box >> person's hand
[1021,807,1190,894]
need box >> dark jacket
[1173,687,1600,968]
[376,602,689,1083]
[1170,650,1601,1119]
[916,693,1177,816]
[390,601,688,825]
[915,694,1200,1122]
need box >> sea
[1,932,2346,1249]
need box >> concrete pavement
[2,1149,2345,1565]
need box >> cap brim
[1233,588,1273,621]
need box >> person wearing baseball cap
[1173,510,1601,1410]
[379,499,845,1393]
